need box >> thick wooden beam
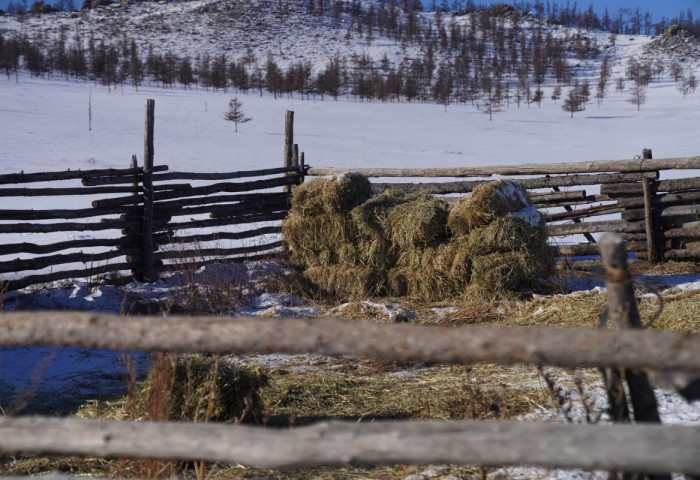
[307,156,700,177]
[0,417,698,474]
[548,220,646,236]
[2,313,700,372]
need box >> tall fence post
[599,233,670,480]
[641,148,659,263]
[141,99,156,282]
[284,111,294,194]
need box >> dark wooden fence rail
[307,152,700,262]
[0,104,303,291]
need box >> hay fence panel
[0,103,303,291]
[0,235,699,475]
[306,150,700,262]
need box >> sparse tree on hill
[562,81,585,117]
[615,76,625,94]
[551,84,561,103]
[628,83,646,110]
[224,96,251,133]
[678,71,697,98]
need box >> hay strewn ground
[283,175,553,300]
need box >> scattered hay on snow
[303,265,386,300]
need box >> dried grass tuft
[386,193,449,250]
[303,265,386,300]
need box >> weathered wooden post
[284,111,294,194]
[641,149,659,263]
[141,99,156,282]
[599,233,670,480]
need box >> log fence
[307,153,700,263]
[0,103,303,291]
[0,234,699,476]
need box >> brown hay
[466,215,544,255]
[303,265,386,299]
[448,180,530,234]
[470,251,535,292]
[386,194,449,249]
[282,212,354,267]
[291,173,372,216]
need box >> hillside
[1,0,698,107]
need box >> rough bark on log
[153,176,300,202]
[3,262,133,291]
[0,220,125,234]
[622,205,700,222]
[556,241,647,257]
[529,190,587,203]
[373,173,654,195]
[0,248,136,274]
[544,203,622,222]
[150,196,289,218]
[616,190,700,210]
[0,206,135,221]
[152,166,299,182]
[548,221,645,236]
[602,177,700,197]
[308,157,698,177]
[155,252,279,272]
[0,186,141,197]
[0,166,165,185]
[0,417,698,474]
[2,313,700,372]
[663,227,700,239]
[153,241,283,260]
[0,237,130,256]
[157,226,281,246]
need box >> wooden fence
[0,234,699,476]
[307,151,700,262]
[0,102,303,291]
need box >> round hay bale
[303,265,386,299]
[386,194,449,249]
[291,173,372,216]
[447,180,530,234]
[351,190,406,237]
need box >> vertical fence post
[599,233,670,480]
[641,148,658,263]
[300,151,306,184]
[141,99,156,282]
[284,111,294,194]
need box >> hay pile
[283,175,553,300]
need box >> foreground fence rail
[0,234,699,475]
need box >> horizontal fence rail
[0,417,698,474]
[2,313,699,372]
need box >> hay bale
[448,180,530,234]
[466,215,546,256]
[282,212,355,267]
[448,237,472,285]
[303,265,386,299]
[386,194,449,249]
[470,251,536,292]
[292,173,372,216]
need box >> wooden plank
[284,110,294,194]
[556,242,647,257]
[150,195,289,218]
[529,189,587,203]
[141,99,156,283]
[602,177,700,197]
[0,206,135,221]
[158,226,281,246]
[372,173,655,195]
[3,262,133,291]
[152,166,299,182]
[144,211,288,234]
[0,417,698,474]
[0,186,142,197]
[0,237,129,256]
[2,313,700,372]
[543,202,621,222]
[622,205,700,222]
[152,176,300,202]
[306,156,700,177]
[616,190,700,209]
[155,252,280,272]
[0,166,155,185]
[0,220,125,234]
[548,220,645,236]
[0,248,136,274]
[153,241,283,260]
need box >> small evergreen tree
[224,96,251,133]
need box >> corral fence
[0,235,699,477]
[307,151,700,263]
[0,103,304,291]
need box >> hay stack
[285,174,552,300]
